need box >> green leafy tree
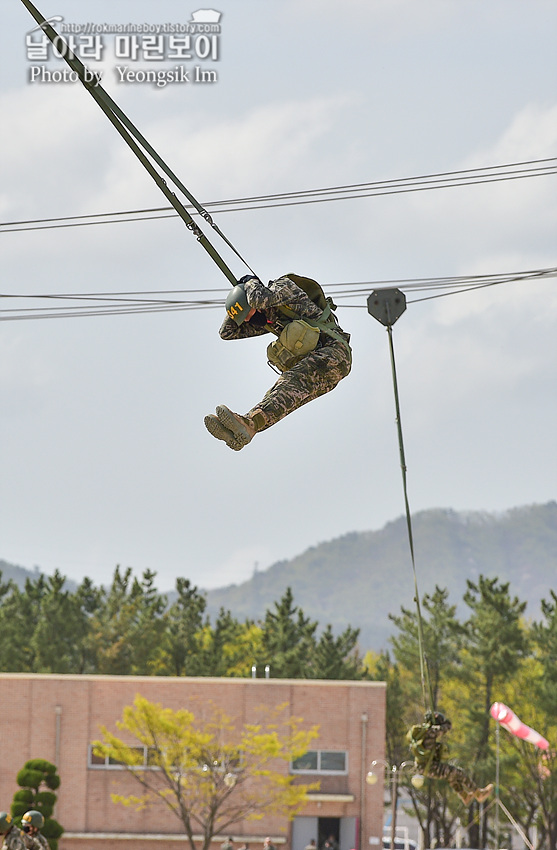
[388,588,466,848]
[532,591,557,716]
[258,587,317,678]
[459,576,528,848]
[93,696,319,850]
[0,572,101,674]
[530,591,557,850]
[72,576,105,673]
[199,608,261,677]
[389,585,465,715]
[311,624,364,680]
[0,575,48,671]
[10,759,64,850]
[370,651,408,768]
[29,571,94,673]
[89,567,167,674]
[160,578,207,676]
[219,621,264,677]
[0,572,25,670]
[491,658,556,850]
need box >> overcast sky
[1,0,556,594]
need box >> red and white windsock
[490,702,549,750]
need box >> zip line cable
[2,156,556,235]
[19,0,256,286]
[2,266,555,322]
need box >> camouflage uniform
[21,833,48,850]
[219,275,351,431]
[407,719,479,802]
[2,826,26,850]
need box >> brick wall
[0,675,386,850]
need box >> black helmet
[225,284,250,326]
[425,711,451,729]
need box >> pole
[360,713,368,850]
[390,768,398,850]
[495,722,500,850]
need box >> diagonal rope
[19,0,256,287]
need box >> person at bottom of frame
[204,273,352,451]
[0,813,25,850]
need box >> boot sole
[204,415,244,451]
[215,405,252,447]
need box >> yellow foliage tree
[93,695,319,850]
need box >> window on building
[88,745,158,769]
[290,750,347,774]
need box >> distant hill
[0,559,79,593]
[0,558,43,588]
[2,502,556,652]
[204,502,557,650]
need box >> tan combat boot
[215,405,257,449]
[475,783,494,803]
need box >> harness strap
[20,0,255,287]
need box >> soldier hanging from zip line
[407,711,494,805]
[204,273,352,450]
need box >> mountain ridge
[2,501,556,650]
[203,501,557,648]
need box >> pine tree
[389,585,464,715]
[161,578,207,676]
[460,576,528,848]
[11,759,64,850]
[88,567,167,674]
[258,587,317,678]
[311,624,363,679]
[30,571,92,673]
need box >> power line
[2,157,556,235]
[2,266,555,322]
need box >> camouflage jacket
[407,722,450,768]
[219,275,350,348]
[2,827,26,850]
[21,833,48,850]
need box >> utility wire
[2,266,555,322]
[1,157,556,235]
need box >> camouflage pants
[248,341,351,430]
[425,760,478,796]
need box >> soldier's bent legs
[427,761,478,797]
[248,342,351,431]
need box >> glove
[238,274,261,286]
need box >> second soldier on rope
[408,712,493,805]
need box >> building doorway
[318,818,340,850]
[292,816,356,850]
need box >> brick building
[0,675,386,850]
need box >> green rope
[20,0,255,287]
[386,322,435,715]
